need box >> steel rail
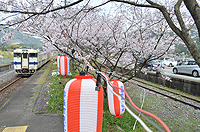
[0,77,22,92]
[132,78,200,103]
[131,78,200,110]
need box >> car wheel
[173,68,178,74]
[192,70,199,77]
[169,63,172,67]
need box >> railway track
[131,78,200,110]
[0,77,22,92]
[0,76,29,102]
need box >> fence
[136,72,200,97]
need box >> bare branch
[0,0,83,15]
[174,0,188,31]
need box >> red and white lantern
[64,75,103,132]
[59,55,70,77]
[107,80,125,117]
[57,55,61,71]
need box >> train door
[22,53,29,69]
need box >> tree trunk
[184,0,200,38]
[183,0,200,65]
[156,2,200,66]
[180,31,200,65]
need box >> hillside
[0,26,44,49]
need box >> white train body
[13,48,51,74]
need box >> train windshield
[29,53,38,57]
[23,53,28,58]
[14,53,21,57]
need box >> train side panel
[38,53,46,69]
[37,53,51,69]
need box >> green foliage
[47,64,79,114]
[0,26,44,49]
[47,68,146,131]
[7,44,19,49]
[175,44,189,54]
[102,99,146,132]
[48,75,65,113]
[0,50,13,58]
[22,45,27,48]
[0,46,7,51]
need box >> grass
[30,62,52,85]
[47,75,147,131]
[102,99,148,132]
[47,63,148,131]
[0,50,13,58]
[47,63,79,114]
[47,74,66,114]
[43,62,200,131]
[125,81,200,132]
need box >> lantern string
[111,71,200,122]
[133,89,146,131]
[113,83,171,132]
[111,72,172,132]
[61,27,170,132]
[98,70,152,132]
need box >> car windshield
[188,61,197,65]
[168,59,174,61]
[182,61,188,65]
[181,60,197,65]
[151,60,157,63]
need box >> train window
[29,53,38,57]
[14,53,21,57]
[23,53,28,58]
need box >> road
[162,67,200,82]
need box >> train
[13,48,51,74]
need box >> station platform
[0,61,63,132]
[0,126,28,132]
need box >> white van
[158,57,177,67]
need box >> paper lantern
[107,80,125,117]
[64,75,103,132]
[57,55,61,71]
[59,55,70,77]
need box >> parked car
[172,59,200,77]
[137,60,152,68]
[158,57,177,67]
[138,59,164,71]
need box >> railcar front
[13,48,38,74]
[13,49,22,73]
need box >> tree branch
[174,0,188,31]
[0,0,83,15]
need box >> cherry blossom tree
[106,0,200,67]
[1,0,200,66]
[0,0,184,78]
[37,5,176,79]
